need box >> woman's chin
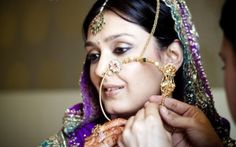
[107,109,136,119]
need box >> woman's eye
[86,53,100,63]
[113,47,131,55]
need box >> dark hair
[82,0,184,99]
[220,0,236,55]
[83,0,178,47]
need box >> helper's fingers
[124,116,134,130]
[144,102,161,122]
[159,105,197,129]
[149,95,197,116]
[144,102,171,136]
[145,103,159,117]
[134,108,145,122]
[117,138,125,147]
[119,116,135,146]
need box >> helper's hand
[84,118,127,147]
[118,102,172,147]
[149,96,223,147]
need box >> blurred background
[0,0,235,146]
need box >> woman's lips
[103,85,124,97]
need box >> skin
[220,36,236,122]
[149,96,223,147]
[86,10,171,117]
[85,10,183,147]
[118,103,172,147]
[84,118,127,147]
[112,37,236,147]
[86,5,236,147]
[123,33,236,147]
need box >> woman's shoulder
[40,131,67,147]
[39,102,89,147]
[63,103,85,134]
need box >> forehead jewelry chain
[95,0,174,121]
[90,0,108,35]
[140,0,160,57]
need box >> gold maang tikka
[90,0,108,35]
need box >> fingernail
[144,101,150,107]
[160,105,168,115]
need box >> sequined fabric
[39,0,235,146]
[40,103,98,147]
[163,0,235,145]
[40,132,68,147]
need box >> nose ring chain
[99,57,176,121]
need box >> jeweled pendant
[90,13,105,35]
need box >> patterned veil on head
[59,0,235,146]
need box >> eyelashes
[86,53,100,63]
[113,47,131,55]
[86,46,132,63]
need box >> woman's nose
[95,53,111,77]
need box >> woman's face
[85,11,165,118]
[220,37,236,122]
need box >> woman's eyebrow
[84,41,96,48]
[84,33,134,48]
[104,33,135,42]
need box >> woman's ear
[162,39,183,70]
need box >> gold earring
[90,12,105,35]
[160,64,176,98]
